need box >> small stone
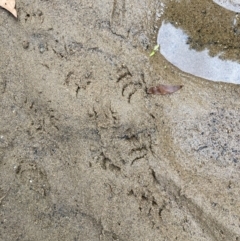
[36,10,43,16]
[22,41,29,49]
[38,43,47,53]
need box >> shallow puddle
[213,0,240,12]
[158,0,240,84]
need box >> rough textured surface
[1,0,240,240]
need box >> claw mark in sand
[111,0,126,26]
[117,64,132,83]
[0,188,10,205]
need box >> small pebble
[22,41,29,49]
[38,43,47,53]
[36,10,43,16]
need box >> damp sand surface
[1,0,240,240]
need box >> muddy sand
[1,0,240,240]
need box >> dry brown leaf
[147,84,183,95]
[0,0,17,18]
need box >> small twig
[0,188,10,204]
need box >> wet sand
[0,0,240,240]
